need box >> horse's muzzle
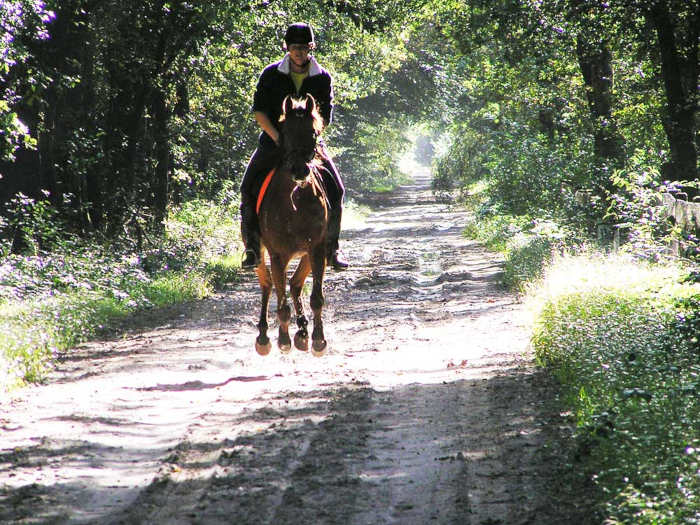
[291,162,311,182]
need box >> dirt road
[1,164,588,524]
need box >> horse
[254,94,330,357]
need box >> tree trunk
[646,0,699,184]
[150,87,170,230]
[576,36,625,168]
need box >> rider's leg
[240,147,277,269]
[317,145,349,270]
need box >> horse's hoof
[311,339,327,357]
[256,340,272,356]
[256,336,272,356]
[294,330,309,351]
[278,332,292,353]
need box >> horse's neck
[269,166,326,210]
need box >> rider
[239,22,349,271]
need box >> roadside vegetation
[451,102,700,525]
[529,256,698,523]
[458,162,699,524]
[0,186,241,389]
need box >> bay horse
[254,94,330,357]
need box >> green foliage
[432,131,487,194]
[0,273,210,389]
[1,0,425,240]
[502,235,558,292]
[461,198,574,291]
[609,150,700,262]
[2,192,69,255]
[0,103,37,162]
[669,292,700,354]
[428,0,699,246]
[429,8,602,225]
[0,192,240,391]
[463,212,530,252]
[530,256,700,523]
[165,182,241,262]
[204,255,241,290]
[0,0,54,161]
[335,116,412,194]
[140,272,211,308]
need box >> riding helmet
[284,23,315,46]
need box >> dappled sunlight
[537,253,684,295]
[524,252,692,323]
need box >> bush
[502,235,558,292]
[462,208,575,292]
[463,212,531,252]
[609,150,700,262]
[669,294,700,354]
[0,271,212,390]
[1,190,241,391]
[529,256,700,523]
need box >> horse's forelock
[279,96,324,135]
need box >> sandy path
[0,164,586,524]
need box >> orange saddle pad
[256,168,276,215]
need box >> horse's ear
[283,96,294,115]
[304,94,317,113]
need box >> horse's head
[279,94,323,182]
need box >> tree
[0,0,55,162]
[641,0,699,184]
[1,0,428,251]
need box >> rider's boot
[327,206,349,271]
[240,198,261,269]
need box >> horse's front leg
[254,254,272,356]
[270,253,292,353]
[290,255,312,351]
[309,244,327,356]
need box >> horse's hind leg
[270,253,292,353]
[255,254,272,356]
[309,244,327,356]
[290,255,311,351]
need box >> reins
[256,161,329,216]
[290,162,329,211]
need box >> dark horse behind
[254,94,330,357]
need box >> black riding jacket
[252,54,333,148]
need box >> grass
[1,193,243,392]
[462,209,571,292]
[0,274,212,390]
[527,254,700,524]
[461,197,700,522]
